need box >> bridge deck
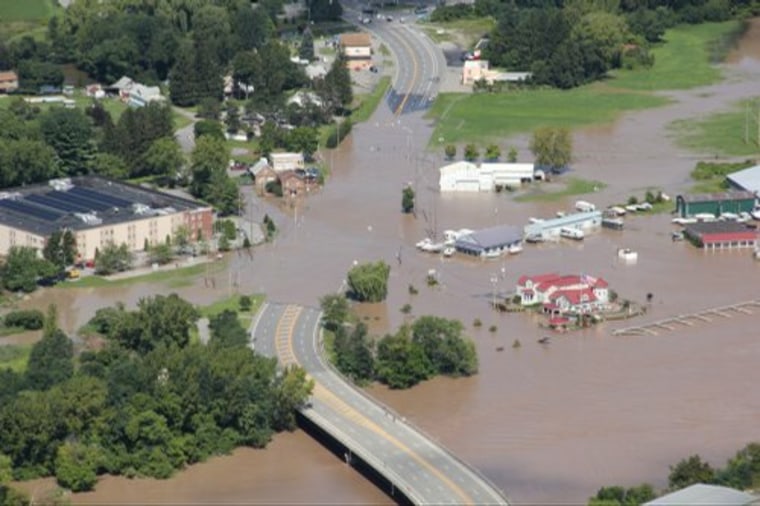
[252,302,509,505]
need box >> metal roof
[523,211,602,236]
[456,224,522,250]
[644,484,758,505]
[679,190,756,203]
[727,164,760,193]
[684,221,756,235]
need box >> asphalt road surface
[252,302,510,506]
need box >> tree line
[320,295,479,389]
[433,0,749,89]
[0,297,313,498]
[588,446,760,505]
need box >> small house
[339,33,373,70]
[675,191,756,218]
[269,152,305,173]
[254,165,278,195]
[128,84,164,107]
[0,71,19,93]
[454,225,523,257]
[279,171,306,197]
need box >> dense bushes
[691,159,755,180]
[2,310,45,330]
[346,261,390,303]
[325,119,353,149]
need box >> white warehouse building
[439,161,538,192]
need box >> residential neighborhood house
[339,33,373,70]
[107,76,165,107]
[279,171,307,197]
[461,60,531,86]
[0,70,19,93]
[516,273,610,315]
[269,152,305,173]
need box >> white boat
[624,204,639,213]
[672,217,697,225]
[560,227,584,240]
[442,246,455,257]
[695,213,716,222]
[528,217,544,224]
[508,243,523,254]
[752,209,760,221]
[575,200,596,212]
[719,212,739,221]
[608,206,627,217]
[617,248,638,263]
[483,249,503,258]
[421,241,444,253]
[738,212,752,223]
[636,202,653,211]
[416,238,432,249]
[556,211,566,218]
[525,233,545,243]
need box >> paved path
[252,302,510,505]
[173,106,198,154]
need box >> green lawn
[420,17,496,47]
[429,86,667,144]
[62,260,227,289]
[0,0,56,21]
[0,326,26,337]
[669,98,760,157]
[200,293,265,322]
[173,111,194,130]
[351,76,391,123]
[428,21,740,145]
[0,344,32,373]
[514,177,606,202]
[610,21,742,91]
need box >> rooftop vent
[0,192,22,200]
[49,178,73,191]
[74,212,102,225]
[132,203,153,216]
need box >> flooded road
[14,19,760,506]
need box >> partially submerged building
[454,225,522,257]
[523,211,602,241]
[675,191,756,218]
[516,273,610,315]
[726,164,760,194]
[439,161,537,192]
[683,221,758,250]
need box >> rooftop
[727,164,760,193]
[339,32,372,47]
[0,70,18,81]
[0,176,210,237]
[456,224,522,250]
[644,483,758,505]
[684,221,757,235]
[679,190,756,203]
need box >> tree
[55,442,100,492]
[42,229,77,270]
[334,323,374,383]
[507,146,518,163]
[299,29,315,61]
[225,104,241,134]
[530,126,573,171]
[411,316,478,377]
[194,120,226,141]
[209,310,248,349]
[320,293,350,330]
[485,144,501,161]
[94,243,133,275]
[89,152,129,179]
[0,138,60,189]
[0,246,56,292]
[346,261,390,303]
[588,484,655,505]
[375,326,432,389]
[190,135,229,198]
[669,455,715,490]
[322,53,353,113]
[25,329,74,390]
[464,143,479,161]
[149,243,174,265]
[444,144,456,160]
[198,98,222,121]
[271,365,314,430]
[39,108,95,175]
[141,138,184,179]
[285,127,319,160]
[309,0,343,21]
[402,185,415,214]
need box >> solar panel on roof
[0,199,64,222]
[48,191,110,212]
[68,187,132,208]
[27,194,89,213]
[39,192,97,213]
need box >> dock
[611,299,760,336]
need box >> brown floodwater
[12,19,760,505]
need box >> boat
[695,213,716,222]
[719,212,739,221]
[602,218,624,230]
[421,242,444,253]
[617,248,638,263]
[752,209,760,221]
[624,204,639,213]
[416,238,432,249]
[738,212,752,223]
[508,243,523,254]
[483,249,503,258]
[560,227,584,240]
[672,217,697,225]
[671,231,684,242]
[525,233,545,244]
[607,206,627,217]
[442,246,455,257]
[575,200,596,212]
[528,217,544,224]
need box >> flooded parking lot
[12,19,760,506]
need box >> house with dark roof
[454,225,522,257]
[516,273,610,315]
[675,191,756,218]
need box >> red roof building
[683,221,758,250]
[517,273,610,315]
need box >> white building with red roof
[516,273,610,314]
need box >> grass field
[0,344,32,373]
[669,98,760,157]
[420,17,495,47]
[429,86,668,144]
[428,21,740,145]
[351,76,391,123]
[610,21,741,91]
[514,177,606,202]
[63,259,227,289]
[0,0,56,21]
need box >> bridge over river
[252,302,510,505]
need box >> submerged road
[342,2,446,115]
[252,302,510,505]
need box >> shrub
[473,318,482,327]
[239,295,252,311]
[400,304,412,314]
[325,119,352,148]
[488,325,497,333]
[3,309,45,330]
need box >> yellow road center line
[393,28,420,117]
